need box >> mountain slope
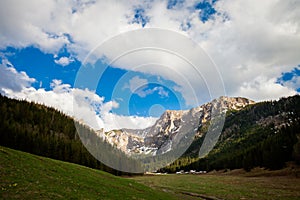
[1,93,299,173]
[0,146,175,199]
[0,94,141,175]
[160,95,300,172]
[102,96,255,156]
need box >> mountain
[159,95,300,172]
[100,97,255,157]
[1,93,299,173]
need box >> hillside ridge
[100,96,255,156]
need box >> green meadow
[0,146,174,200]
[133,171,300,200]
[1,146,300,200]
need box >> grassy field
[0,146,175,200]
[133,172,300,200]
[1,146,300,200]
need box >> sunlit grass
[0,146,175,200]
[133,173,300,200]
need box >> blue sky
[0,0,299,130]
[1,46,183,117]
[277,66,300,92]
[3,46,80,90]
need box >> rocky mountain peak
[99,96,255,156]
[215,96,255,110]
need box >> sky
[0,0,299,131]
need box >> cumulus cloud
[234,76,296,101]
[0,0,299,118]
[1,63,157,131]
[277,67,300,91]
[0,59,35,93]
[71,0,299,104]
[135,86,169,98]
[100,112,157,132]
[282,76,300,92]
[147,86,169,98]
[123,76,169,98]
[0,0,71,53]
[54,56,74,66]
[89,29,222,106]
[188,0,300,99]
[126,76,148,94]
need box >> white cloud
[123,76,169,98]
[0,0,71,53]
[126,76,148,94]
[0,59,35,93]
[1,63,157,131]
[198,1,298,99]
[89,29,222,106]
[0,0,299,110]
[152,86,169,98]
[279,74,300,92]
[234,76,296,101]
[188,0,300,100]
[100,112,157,131]
[137,86,169,98]
[54,56,74,67]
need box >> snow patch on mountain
[98,96,255,156]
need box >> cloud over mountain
[0,0,299,130]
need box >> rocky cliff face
[99,96,255,156]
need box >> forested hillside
[1,94,300,174]
[0,94,140,175]
[160,95,300,172]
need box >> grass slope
[0,146,175,200]
[133,173,300,200]
[2,146,300,200]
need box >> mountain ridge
[1,93,299,173]
[159,95,300,173]
[100,96,255,156]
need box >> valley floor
[1,146,300,200]
[132,170,300,200]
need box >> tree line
[159,95,300,173]
[1,94,299,174]
[0,94,142,175]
